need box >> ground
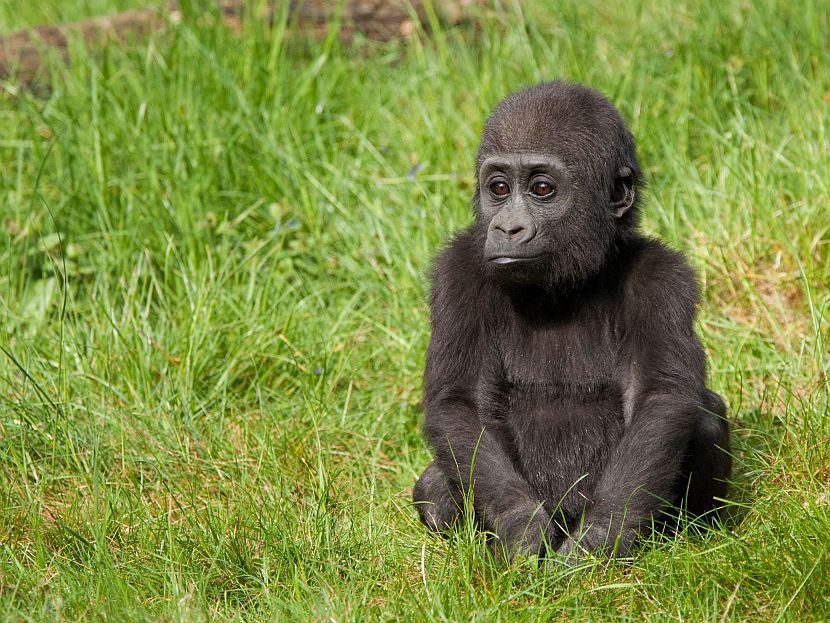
[0,1,828,621]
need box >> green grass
[0,0,158,33]
[1,0,828,620]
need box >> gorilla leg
[413,462,463,533]
[679,389,731,517]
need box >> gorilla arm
[558,245,707,559]
[422,240,549,559]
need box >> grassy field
[0,0,152,32]
[1,0,828,620]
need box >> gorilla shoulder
[623,237,702,333]
[429,230,488,312]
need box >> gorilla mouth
[488,255,541,265]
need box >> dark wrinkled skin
[413,81,731,563]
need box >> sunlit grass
[0,0,161,32]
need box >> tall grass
[0,0,154,32]
[0,1,828,620]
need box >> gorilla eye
[530,180,555,197]
[489,181,510,197]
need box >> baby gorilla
[413,81,730,562]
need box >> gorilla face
[474,82,640,287]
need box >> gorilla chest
[497,318,624,430]
[499,318,620,397]
[494,318,625,506]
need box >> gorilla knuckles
[413,81,731,563]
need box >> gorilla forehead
[476,81,636,173]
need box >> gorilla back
[413,81,731,562]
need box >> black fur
[413,81,731,561]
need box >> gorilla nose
[490,210,537,244]
[495,223,527,237]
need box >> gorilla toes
[413,463,461,533]
[490,505,550,562]
[555,525,630,565]
[701,389,727,419]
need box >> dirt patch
[0,0,485,85]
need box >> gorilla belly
[506,382,625,521]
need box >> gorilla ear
[611,166,636,217]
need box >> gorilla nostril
[517,228,536,244]
[507,226,525,237]
[496,224,527,239]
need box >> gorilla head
[474,81,643,287]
